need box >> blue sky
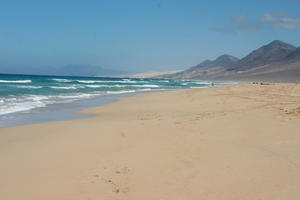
[0,0,300,72]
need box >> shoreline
[1,83,300,199]
[0,92,137,128]
[0,90,166,128]
[0,86,216,128]
[0,74,231,128]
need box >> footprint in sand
[101,166,131,195]
[281,107,300,116]
[138,112,162,121]
[120,132,126,137]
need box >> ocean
[0,74,234,127]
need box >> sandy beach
[1,83,300,200]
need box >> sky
[0,0,300,73]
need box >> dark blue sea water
[0,74,235,127]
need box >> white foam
[0,92,103,115]
[194,81,212,85]
[0,82,158,116]
[0,95,48,115]
[76,80,96,83]
[77,80,139,84]
[0,80,32,83]
[85,85,104,88]
[50,86,78,90]
[131,84,160,88]
[52,93,102,100]
[52,78,73,83]
[16,86,43,89]
[121,79,138,83]
[85,84,127,88]
[106,90,136,94]
[0,102,45,115]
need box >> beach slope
[1,83,300,200]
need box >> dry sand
[1,83,300,200]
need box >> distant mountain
[162,54,239,79]
[188,54,239,70]
[201,54,240,67]
[0,64,127,77]
[162,40,300,82]
[225,41,300,81]
[231,40,297,71]
[284,47,300,62]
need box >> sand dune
[1,83,300,200]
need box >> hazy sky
[0,0,300,72]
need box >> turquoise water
[0,74,234,127]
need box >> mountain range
[161,40,300,82]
